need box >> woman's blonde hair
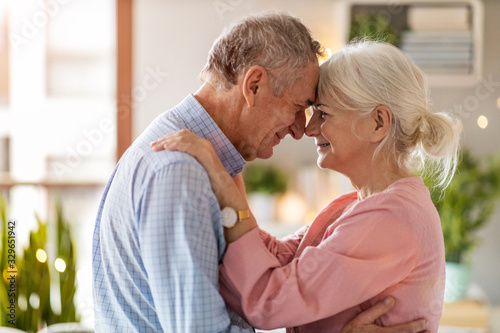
[319,40,460,188]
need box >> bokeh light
[36,249,47,263]
[29,293,40,309]
[55,258,67,273]
[477,115,488,129]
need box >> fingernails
[423,320,429,328]
[384,297,392,305]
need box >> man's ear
[242,65,267,107]
[371,105,392,143]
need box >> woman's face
[305,97,374,175]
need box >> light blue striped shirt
[92,94,252,332]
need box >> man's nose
[288,111,306,140]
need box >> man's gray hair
[200,12,323,96]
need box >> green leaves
[243,164,288,195]
[349,13,400,46]
[424,150,500,263]
[55,201,78,324]
[0,197,79,331]
[16,218,51,332]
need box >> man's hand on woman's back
[341,297,430,333]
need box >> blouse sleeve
[219,200,419,330]
[218,226,307,316]
[257,226,308,266]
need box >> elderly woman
[152,40,460,332]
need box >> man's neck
[193,82,244,150]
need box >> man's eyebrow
[306,99,314,106]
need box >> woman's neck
[348,156,412,200]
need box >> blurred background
[0,0,499,332]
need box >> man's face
[240,62,319,161]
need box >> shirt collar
[176,94,245,177]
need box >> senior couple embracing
[93,12,459,333]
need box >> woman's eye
[320,111,328,119]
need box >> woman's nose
[305,112,320,137]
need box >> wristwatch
[220,207,250,228]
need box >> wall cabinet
[337,0,484,87]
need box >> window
[1,1,117,325]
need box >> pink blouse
[219,177,445,332]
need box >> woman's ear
[371,105,392,143]
[241,65,267,107]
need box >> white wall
[133,0,500,304]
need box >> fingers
[150,130,223,177]
[150,129,195,152]
[339,298,396,333]
[151,138,171,151]
[385,319,429,333]
[340,297,430,333]
[353,298,429,333]
[151,138,176,152]
[355,297,395,324]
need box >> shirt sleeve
[220,200,418,330]
[137,161,233,332]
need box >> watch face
[221,207,237,228]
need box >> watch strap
[237,209,250,221]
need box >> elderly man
[92,13,429,333]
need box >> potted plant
[424,150,500,302]
[243,164,288,223]
[0,197,79,331]
[349,12,400,46]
